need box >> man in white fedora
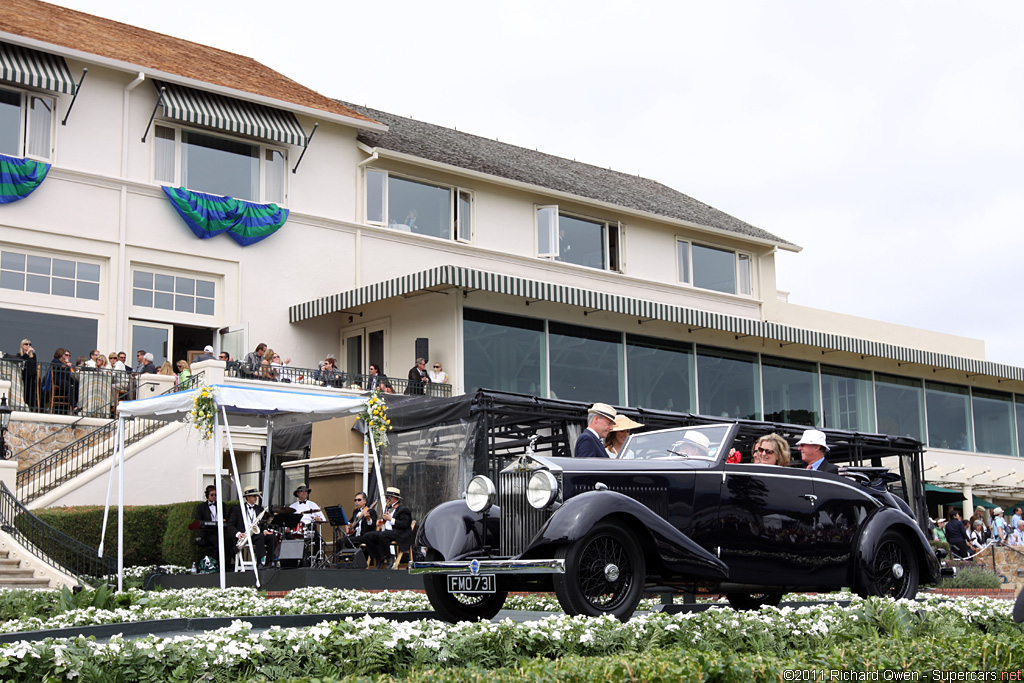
[576,403,618,458]
[796,429,838,473]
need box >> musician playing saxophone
[227,485,278,567]
[360,486,413,569]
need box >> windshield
[618,424,732,461]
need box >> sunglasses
[754,447,775,455]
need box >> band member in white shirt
[289,485,325,526]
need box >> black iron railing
[224,363,452,397]
[14,373,203,504]
[1,358,137,417]
[0,481,114,580]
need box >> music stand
[323,505,356,560]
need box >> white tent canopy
[103,384,370,589]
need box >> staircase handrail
[0,481,114,581]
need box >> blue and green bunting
[0,153,50,204]
[162,187,289,246]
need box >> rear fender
[525,490,728,581]
[852,507,941,587]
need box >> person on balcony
[243,343,267,377]
[317,355,345,387]
[428,362,448,384]
[367,364,390,392]
[405,358,431,395]
[194,345,215,363]
[48,347,79,413]
[17,339,37,409]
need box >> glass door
[341,321,388,378]
[130,321,173,368]
[218,325,246,364]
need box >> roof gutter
[0,31,388,133]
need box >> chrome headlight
[465,475,496,513]
[526,470,558,509]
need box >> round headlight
[465,475,496,513]
[527,470,559,509]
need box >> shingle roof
[341,102,791,245]
[0,0,378,125]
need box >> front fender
[415,500,499,561]
[852,507,941,587]
[525,490,729,581]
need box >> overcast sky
[47,1,1024,368]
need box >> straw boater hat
[242,486,261,497]
[293,485,311,496]
[611,415,643,432]
[385,486,402,499]
[587,403,618,421]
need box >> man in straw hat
[227,485,278,567]
[360,486,414,569]
[576,403,618,458]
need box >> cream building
[0,0,1019,512]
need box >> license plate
[447,573,495,594]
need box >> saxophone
[236,507,269,549]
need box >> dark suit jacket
[405,367,430,395]
[575,429,608,458]
[368,373,390,392]
[388,503,415,548]
[195,500,227,546]
[349,506,378,536]
[812,458,839,474]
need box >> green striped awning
[289,265,1024,383]
[0,42,76,95]
[155,81,306,146]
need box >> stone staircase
[0,548,50,589]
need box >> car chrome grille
[499,469,551,557]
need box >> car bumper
[409,558,565,575]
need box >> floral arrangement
[184,385,216,440]
[360,390,392,448]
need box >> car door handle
[801,494,818,504]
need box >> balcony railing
[224,363,452,398]
[1,358,138,418]
[0,481,114,581]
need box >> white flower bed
[0,595,1014,682]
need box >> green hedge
[35,501,239,568]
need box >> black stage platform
[155,567,424,592]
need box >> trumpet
[236,508,268,549]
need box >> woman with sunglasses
[751,433,791,466]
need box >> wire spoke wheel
[554,521,645,620]
[862,531,919,600]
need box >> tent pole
[117,413,125,592]
[262,417,273,507]
[97,417,123,559]
[213,411,226,589]
[370,436,385,504]
[362,436,369,495]
[221,406,260,587]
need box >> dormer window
[365,169,472,242]
[677,239,753,296]
[536,206,622,272]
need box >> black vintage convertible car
[410,422,941,622]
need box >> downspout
[353,150,378,289]
[117,73,146,352]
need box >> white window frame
[364,168,474,243]
[0,85,55,161]
[151,123,288,205]
[676,238,755,297]
[535,205,623,273]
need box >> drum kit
[271,507,330,568]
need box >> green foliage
[929,538,951,558]
[161,500,207,567]
[939,564,1004,589]
[53,583,116,615]
[0,587,56,621]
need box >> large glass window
[925,381,972,451]
[154,125,285,203]
[677,240,753,295]
[625,334,694,412]
[1016,398,1024,459]
[365,170,472,242]
[0,307,97,363]
[761,356,820,426]
[0,86,54,159]
[132,269,215,316]
[548,322,623,404]
[874,374,924,441]
[536,206,620,272]
[463,309,545,395]
[0,250,99,300]
[696,346,760,420]
[973,389,1015,456]
[820,365,875,432]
